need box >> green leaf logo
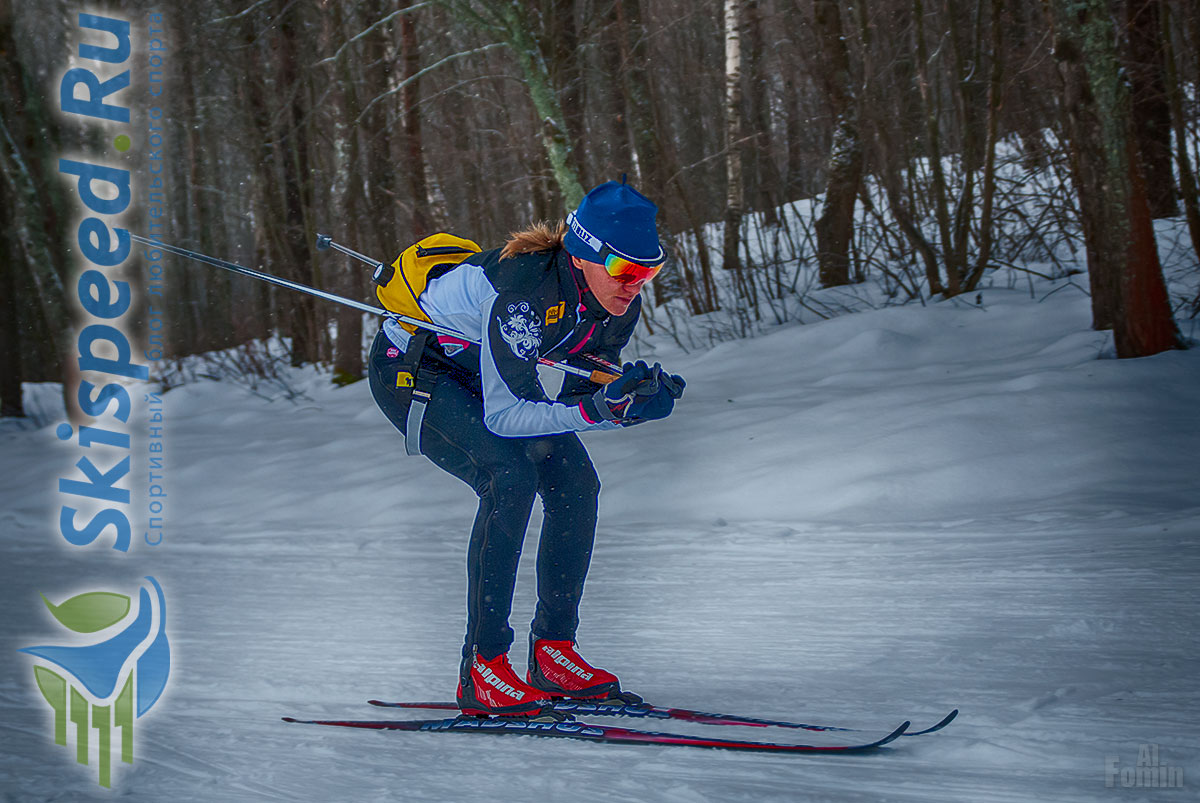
[32,667,67,746]
[41,592,131,633]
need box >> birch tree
[721,0,745,275]
[812,0,863,288]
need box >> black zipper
[415,245,475,258]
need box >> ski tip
[367,699,434,706]
[369,699,458,710]
[281,717,298,723]
[906,708,958,737]
[877,720,911,747]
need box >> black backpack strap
[405,365,439,456]
[401,331,437,456]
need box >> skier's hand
[607,360,659,398]
[581,361,684,425]
[659,370,686,399]
[620,366,684,424]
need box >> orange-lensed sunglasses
[600,243,666,284]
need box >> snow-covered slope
[2,273,1197,801]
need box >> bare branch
[356,42,506,123]
[315,2,434,68]
[209,0,278,25]
[665,135,759,186]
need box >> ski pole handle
[581,355,622,384]
[588,369,621,385]
[316,233,387,274]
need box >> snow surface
[2,273,1198,802]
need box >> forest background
[1,0,1197,419]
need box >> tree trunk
[546,0,587,189]
[722,0,745,275]
[1057,45,1119,329]
[332,2,365,385]
[400,4,432,239]
[1005,0,1048,168]
[945,0,986,290]
[238,8,279,347]
[495,3,586,209]
[615,0,715,312]
[597,6,633,179]
[744,0,780,226]
[180,19,231,353]
[1125,0,1178,218]
[780,0,808,201]
[866,0,944,295]
[272,10,321,366]
[0,6,70,408]
[1050,0,1182,358]
[813,0,863,288]
[1160,1,1200,263]
[781,66,806,200]
[362,0,400,246]
[0,187,24,417]
[912,0,958,296]
[963,0,1006,293]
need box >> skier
[368,180,685,717]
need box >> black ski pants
[368,331,600,669]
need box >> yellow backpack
[374,233,481,333]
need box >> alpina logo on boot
[541,645,594,680]
[474,658,524,700]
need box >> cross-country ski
[366,698,959,736]
[281,714,912,754]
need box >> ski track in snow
[2,283,1198,802]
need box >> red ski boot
[457,651,554,717]
[527,638,621,700]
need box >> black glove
[580,361,685,425]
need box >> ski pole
[316,233,628,382]
[131,234,620,385]
[315,233,385,274]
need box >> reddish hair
[500,220,566,260]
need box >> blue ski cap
[564,179,664,265]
